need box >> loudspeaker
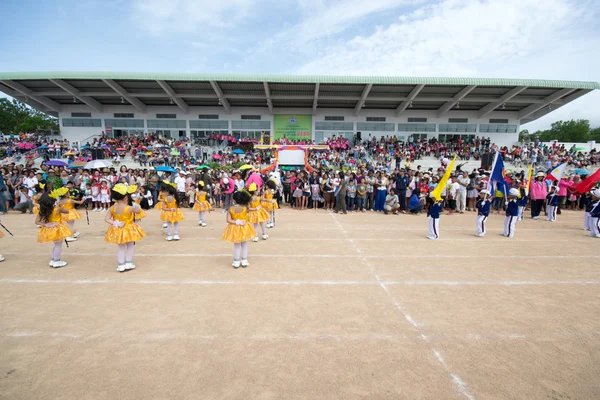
[480,153,494,170]
[91,149,104,160]
[356,131,362,140]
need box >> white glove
[112,221,125,228]
[255,205,262,210]
[235,219,246,226]
[44,223,57,228]
[505,201,509,206]
[132,204,141,212]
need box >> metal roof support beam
[518,88,575,120]
[156,80,189,114]
[520,89,591,123]
[0,80,61,112]
[263,82,273,114]
[312,83,320,115]
[0,86,50,112]
[436,85,477,117]
[102,79,147,113]
[209,81,231,114]
[49,79,104,113]
[354,84,373,116]
[477,86,528,118]
[397,84,424,116]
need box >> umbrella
[84,160,112,169]
[239,164,253,171]
[38,145,48,149]
[212,154,222,160]
[155,166,178,173]
[46,160,68,167]
[80,145,89,149]
[196,164,210,170]
[106,139,118,143]
[116,148,127,151]
[233,149,245,154]
[70,161,87,167]
[573,168,590,175]
[573,147,587,152]
[170,150,180,156]
[63,152,76,156]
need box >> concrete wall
[541,141,599,151]
[57,104,520,147]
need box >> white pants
[546,206,557,221]
[503,216,516,238]
[517,206,525,221]
[457,191,467,212]
[584,212,592,230]
[590,217,600,237]
[476,215,487,236]
[428,217,439,239]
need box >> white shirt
[174,176,186,192]
[457,176,469,193]
[449,182,460,198]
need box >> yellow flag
[525,164,533,196]
[431,156,456,201]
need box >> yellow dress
[247,198,270,224]
[222,207,256,243]
[38,208,73,242]
[160,198,185,223]
[133,197,147,220]
[192,191,212,212]
[32,194,42,215]
[105,205,146,244]
[61,199,82,222]
[261,190,279,212]
[155,193,166,210]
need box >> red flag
[575,168,600,194]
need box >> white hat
[223,177,229,184]
[509,188,519,197]
[479,189,489,195]
[591,189,600,198]
[536,172,545,178]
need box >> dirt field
[1,206,599,400]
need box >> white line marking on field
[329,212,476,400]
[5,252,599,259]
[1,278,598,286]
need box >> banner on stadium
[273,115,312,141]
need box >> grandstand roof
[0,72,597,122]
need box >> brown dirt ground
[0,206,599,400]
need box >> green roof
[0,71,598,90]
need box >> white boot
[241,259,249,268]
[116,264,127,272]
[232,260,241,269]
[125,263,136,270]
[51,260,68,268]
[252,236,259,242]
[262,234,268,240]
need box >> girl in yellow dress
[160,182,184,241]
[261,179,279,228]
[105,184,146,272]
[222,190,255,268]
[156,188,168,228]
[192,181,211,227]
[58,187,84,242]
[130,187,148,223]
[247,183,269,242]
[32,183,46,215]
[35,189,73,268]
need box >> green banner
[273,115,312,141]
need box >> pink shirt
[530,180,548,200]
[558,179,572,196]
[245,172,263,192]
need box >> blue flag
[487,153,509,195]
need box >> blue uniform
[591,202,600,218]
[506,199,519,217]
[427,201,443,219]
[517,195,529,207]
[546,193,559,206]
[584,196,594,212]
[476,199,490,216]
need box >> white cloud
[132,0,257,35]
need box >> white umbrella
[84,160,113,169]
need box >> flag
[525,165,533,196]
[547,162,567,181]
[431,156,456,201]
[575,168,600,194]
[487,153,509,196]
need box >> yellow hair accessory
[198,180,204,187]
[112,183,129,196]
[49,187,69,199]
[248,183,257,192]
[163,181,177,189]
[127,185,138,194]
[39,183,45,189]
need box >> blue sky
[1,0,600,131]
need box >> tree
[590,127,600,142]
[549,119,590,142]
[518,129,530,142]
[0,98,59,134]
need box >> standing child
[311,180,320,210]
[583,192,593,231]
[105,184,146,272]
[160,182,185,241]
[247,183,269,242]
[36,190,72,268]
[83,183,92,210]
[222,190,256,268]
[91,179,101,211]
[59,188,84,242]
[546,186,559,222]
[587,189,600,238]
[502,188,520,238]
[100,180,111,211]
[32,183,46,215]
[427,194,443,240]
[347,179,357,212]
[262,180,279,228]
[475,190,491,237]
[517,188,528,221]
[192,181,212,226]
